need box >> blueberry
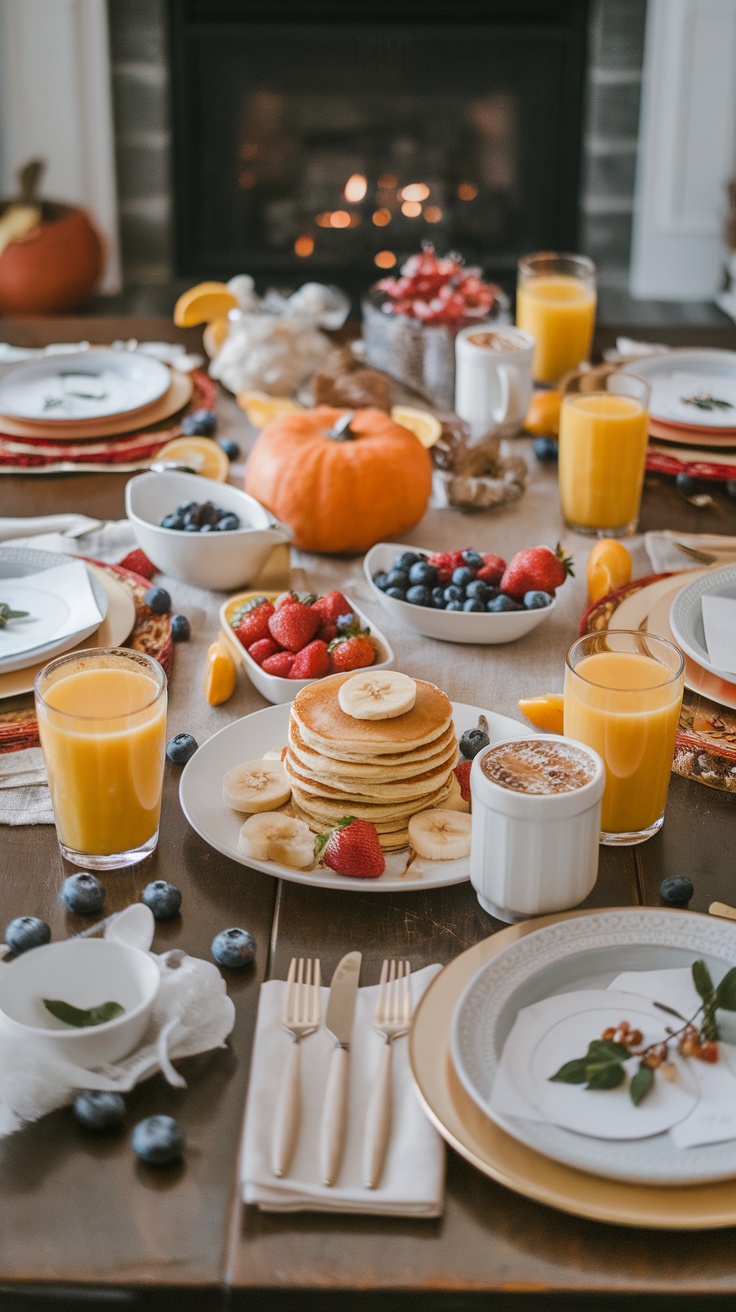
[660,875,694,907]
[488,595,523,612]
[462,550,483,568]
[181,408,217,437]
[533,437,558,462]
[5,916,51,954]
[335,611,359,634]
[524,590,553,609]
[385,569,409,590]
[212,927,256,969]
[459,728,490,759]
[452,566,476,588]
[61,873,105,915]
[218,439,241,461]
[199,523,215,533]
[74,1091,126,1132]
[445,600,463,611]
[166,732,198,765]
[216,513,240,531]
[393,551,423,572]
[676,472,700,498]
[141,880,182,920]
[463,599,484,612]
[385,587,407,601]
[408,561,438,587]
[184,523,199,533]
[131,1114,185,1166]
[160,513,184,531]
[431,587,446,608]
[171,614,191,642]
[144,586,171,615]
[465,579,490,603]
[444,585,464,603]
[727,480,736,500]
[373,572,390,591]
[406,585,433,607]
[177,501,196,516]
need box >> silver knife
[319,950,362,1186]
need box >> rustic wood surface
[1,318,735,1311]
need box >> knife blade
[319,950,362,1186]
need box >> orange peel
[517,693,565,735]
[173,282,239,328]
[204,638,237,706]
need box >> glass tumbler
[516,252,596,384]
[558,369,650,538]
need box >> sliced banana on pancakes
[338,670,417,720]
[223,759,291,812]
[238,812,315,868]
[408,808,472,861]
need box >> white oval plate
[0,350,170,422]
[621,350,736,431]
[0,548,108,673]
[670,564,736,683]
[179,699,529,892]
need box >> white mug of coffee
[454,325,535,441]
[469,735,605,923]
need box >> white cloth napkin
[0,559,103,659]
[0,514,103,543]
[0,747,53,824]
[242,963,445,1215]
[0,946,235,1138]
[645,530,736,574]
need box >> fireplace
[168,0,590,298]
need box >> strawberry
[247,637,282,666]
[328,633,375,674]
[311,590,350,627]
[268,601,321,652]
[500,544,574,600]
[320,816,385,879]
[477,553,506,585]
[261,651,296,677]
[118,548,157,580]
[289,639,330,680]
[274,590,299,610]
[318,621,338,643]
[234,599,275,647]
[454,760,472,802]
[428,550,467,583]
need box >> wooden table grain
[1,318,735,1312]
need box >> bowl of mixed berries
[364,542,572,644]
[219,588,394,704]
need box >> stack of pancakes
[285,673,456,850]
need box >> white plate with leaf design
[621,350,736,432]
[450,909,736,1185]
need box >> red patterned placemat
[582,573,736,793]
[0,557,172,753]
[646,447,736,481]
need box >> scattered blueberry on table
[218,439,241,461]
[533,437,558,462]
[675,472,701,499]
[211,927,256,969]
[166,733,198,765]
[180,408,217,437]
[131,1114,185,1166]
[170,614,191,642]
[660,875,694,907]
[160,501,240,533]
[141,880,182,920]
[74,1091,126,1132]
[5,916,51,954]
[144,586,171,615]
[459,728,490,760]
[62,872,105,915]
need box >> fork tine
[303,958,312,1025]
[388,958,397,1023]
[312,958,321,1024]
[296,957,304,1024]
[282,956,297,1024]
[377,958,389,1021]
[401,960,411,1022]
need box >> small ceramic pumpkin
[245,406,432,554]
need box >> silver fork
[271,957,321,1178]
[674,541,718,565]
[363,959,412,1189]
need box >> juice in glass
[516,253,596,383]
[558,371,650,537]
[564,633,684,844]
[36,648,167,869]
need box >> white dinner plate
[0,548,108,672]
[621,350,736,432]
[670,564,736,683]
[179,700,529,892]
[0,350,171,423]
[450,908,736,1186]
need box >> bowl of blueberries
[363,542,557,644]
[125,470,291,591]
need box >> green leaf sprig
[0,603,29,629]
[42,998,125,1028]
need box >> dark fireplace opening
[169,0,590,300]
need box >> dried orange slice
[524,389,561,436]
[390,405,443,448]
[173,282,239,328]
[517,694,565,734]
[586,539,632,603]
[204,638,237,706]
[236,390,304,429]
[203,316,231,357]
[154,436,229,481]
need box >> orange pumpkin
[244,406,433,554]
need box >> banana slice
[338,670,417,721]
[263,745,286,761]
[408,809,472,861]
[223,759,291,813]
[238,812,315,868]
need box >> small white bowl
[0,937,160,1068]
[219,590,394,705]
[364,543,556,645]
[125,470,291,591]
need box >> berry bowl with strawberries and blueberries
[364,542,573,644]
[218,588,394,704]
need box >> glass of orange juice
[564,632,684,846]
[558,370,650,538]
[516,252,596,383]
[35,648,167,870]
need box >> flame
[374,250,397,269]
[401,201,422,218]
[330,211,351,228]
[294,236,314,257]
[344,173,367,203]
[457,183,478,201]
[424,205,443,223]
[401,183,429,203]
[372,208,392,227]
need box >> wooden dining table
[1,316,736,1312]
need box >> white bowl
[363,543,556,645]
[0,937,160,1068]
[219,590,394,705]
[125,470,291,591]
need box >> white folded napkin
[0,559,102,660]
[242,963,445,1215]
[701,595,736,675]
[0,514,102,543]
[645,530,736,574]
[0,747,53,825]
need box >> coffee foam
[481,739,595,795]
[466,331,527,352]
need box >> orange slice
[518,694,565,734]
[236,390,304,429]
[173,282,239,328]
[154,436,229,481]
[203,316,231,357]
[586,539,632,603]
[204,638,237,705]
[524,389,561,436]
[390,405,443,448]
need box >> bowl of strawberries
[219,588,393,704]
[364,542,572,644]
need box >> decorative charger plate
[409,908,736,1228]
[179,700,529,892]
[670,564,736,683]
[0,349,171,423]
[0,370,193,442]
[0,547,108,672]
